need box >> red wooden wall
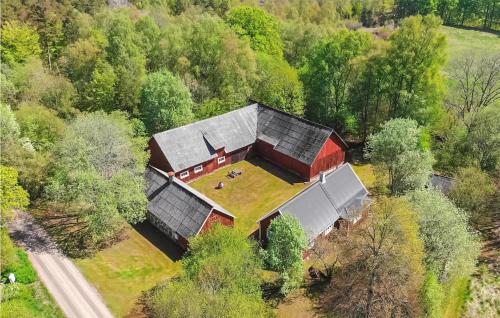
[149,138,172,172]
[201,209,234,233]
[309,135,346,178]
[174,145,253,182]
[255,140,311,180]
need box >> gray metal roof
[152,105,258,171]
[152,103,340,171]
[145,166,234,239]
[260,164,370,241]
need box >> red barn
[145,166,235,249]
[149,102,348,182]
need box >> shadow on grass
[132,222,184,262]
[246,156,306,186]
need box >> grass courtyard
[190,158,309,235]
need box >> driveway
[9,212,115,318]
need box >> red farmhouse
[149,102,348,182]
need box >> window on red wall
[180,171,189,179]
[217,156,225,164]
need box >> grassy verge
[1,248,64,318]
[75,224,182,317]
[190,158,308,235]
[443,276,471,318]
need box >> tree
[80,61,117,112]
[395,0,437,19]
[45,112,149,248]
[383,15,447,124]
[9,58,77,118]
[0,103,33,153]
[407,189,481,281]
[365,118,433,195]
[15,103,66,152]
[265,214,308,294]
[301,30,373,133]
[449,167,496,219]
[98,10,147,113]
[0,165,30,222]
[140,70,194,133]
[326,198,425,317]
[226,6,284,57]
[447,54,500,127]
[465,105,500,172]
[193,0,230,16]
[0,21,42,65]
[350,48,387,141]
[154,13,257,110]
[252,53,304,115]
[149,224,271,318]
[280,21,328,68]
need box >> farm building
[257,163,371,245]
[145,166,235,249]
[149,102,348,182]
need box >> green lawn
[75,224,182,317]
[190,158,309,235]
[442,26,500,64]
[351,163,376,190]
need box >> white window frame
[194,165,203,174]
[217,156,226,164]
[179,170,189,179]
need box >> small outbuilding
[257,163,371,245]
[146,166,235,249]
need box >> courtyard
[190,157,309,235]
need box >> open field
[442,26,500,63]
[75,224,183,317]
[190,158,309,235]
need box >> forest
[0,0,498,317]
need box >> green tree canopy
[226,5,284,57]
[265,214,308,294]
[383,15,447,124]
[365,118,433,194]
[149,224,271,317]
[0,21,42,65]
[449,166,496,219]
[252,53,304,115]
[301,30,373,133]
[140,70,194,133]
[45,112,149,247]
[0,165,30,222]
[407,189,481,281]
[154,13,257,110]
[15,103,66,152]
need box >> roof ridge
[152,103,259,138]
[256,102,333,133]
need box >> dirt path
[9,211,115,318]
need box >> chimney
[320,171,326,184]
[167,171,175,183]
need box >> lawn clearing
[351,163,376,191]
[442,26,500,64]
[189,158,309,235]
[75,224,182,317]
